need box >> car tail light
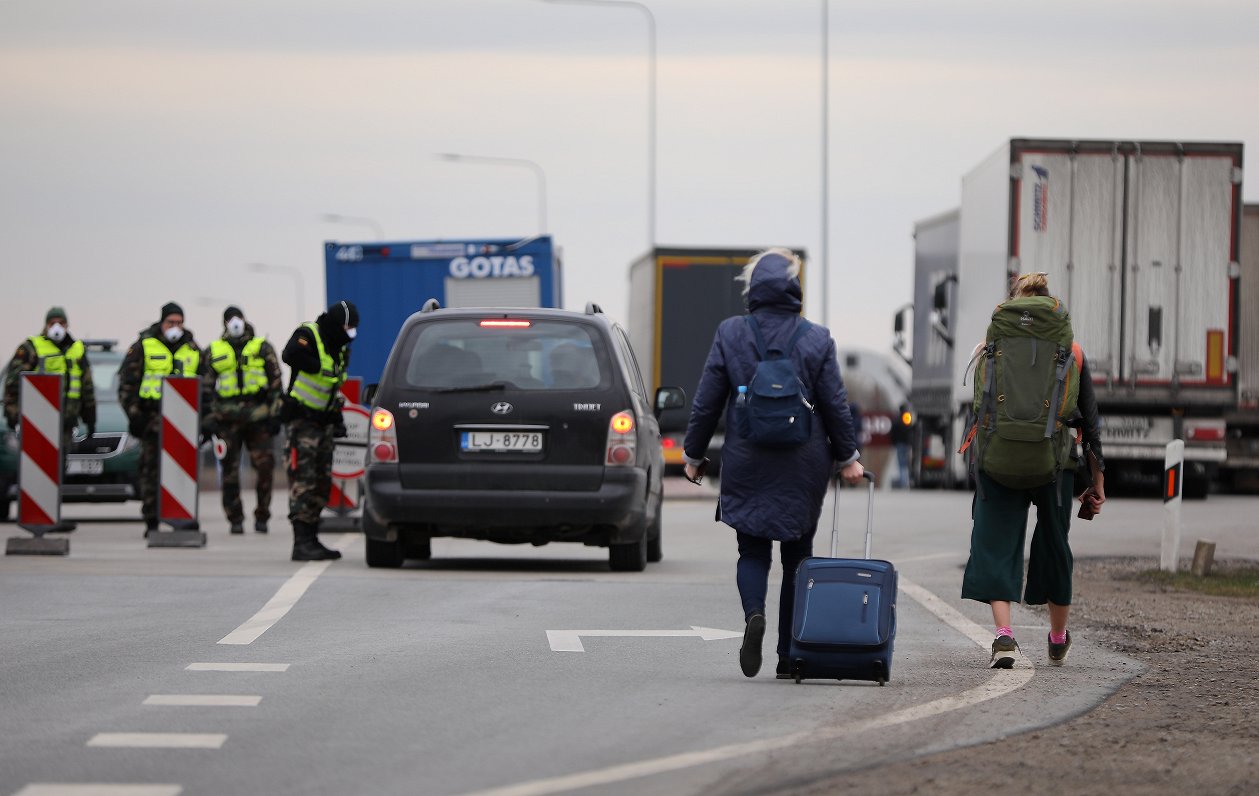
[606,410,637,466]
[661,437,676,449]
[369,408,398,463]
[480,319,532,328]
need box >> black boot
[291,521,342,561]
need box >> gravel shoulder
[786,556,1259,796]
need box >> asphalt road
[2,484,1256,796]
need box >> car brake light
[479,319,532,328]
[605,410,638,466]
[661,437,676,449]
[368,408,398,463]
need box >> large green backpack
[964,296,1081,489]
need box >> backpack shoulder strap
[744,315,769,360]
[784,318,811,355]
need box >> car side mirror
[654,386,686,418]
[363,383,379,405]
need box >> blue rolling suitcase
[787,471,897,685]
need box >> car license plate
[460,431,544,453]
[67,459,103,475]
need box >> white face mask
[47,323,67,343]
[226,317,246,338]
[164,325,183,343]
[345,327,357,340]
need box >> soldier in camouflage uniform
[202,306,283,534]
[4,307,96,450]
[118,302,204,534]
[280,300,358,561]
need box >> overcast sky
[3,0,1257,376]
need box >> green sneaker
[1048,631,1072,666]
[990,634,1018,669]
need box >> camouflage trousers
[217,419,275,525]
[135,413,161,527]
[287,418,334,526]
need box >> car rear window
[397,319,606,391]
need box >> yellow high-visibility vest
[287,323,345,411]
[139,336,201,401]
[208,337,268,398]
[28,336,86,399]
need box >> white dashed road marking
[13,786,182,796]
[86,733,227,749]
[217,535,359,645]
[185,662,290,672]
[142,695,261,707]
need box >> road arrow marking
[546,626,742,652]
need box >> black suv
[361,302,684,571]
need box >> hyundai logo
[490,401,514,415]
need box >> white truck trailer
[1224,203,1259,491]
[896,139,1244,497]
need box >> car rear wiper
[433,381,510,393]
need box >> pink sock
[1050,630,1068,644]
[996,626,1013,638]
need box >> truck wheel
[609,536,647,572]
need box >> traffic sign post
[323,399,369,532]
[1160,439,1185,572]
[7,373,71,556]
[149,376,207,548]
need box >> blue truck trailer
[324,236,562,384]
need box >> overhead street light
[246,262,306,324]
[540,0,656,248]
[435,152,548,236]
[321,213,385,240]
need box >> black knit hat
[223,305,244,323]
[326,300,359,328]
[160,302,184,321]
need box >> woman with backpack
[961,271,1106,669]
[682,248,865,679]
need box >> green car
[0,341,141,521]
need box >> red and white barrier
[17,373,63,531]
[158,376,201,526]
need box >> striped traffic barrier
[149,376,206,548]
[7,373,70,555]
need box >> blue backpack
[736,315,814,448]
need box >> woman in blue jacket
[683,248,865,678]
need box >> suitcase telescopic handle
[831,470,877,559]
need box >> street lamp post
[246,263,306,324]
[541,0,656,248]
[821,0,830,327]
[435,153,548,236]
[321,213,385,240]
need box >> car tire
[365,535,405,568]
[609,535,647,572]
[646,503,663,564]
[406,536,432,561]
[361,504,404,568]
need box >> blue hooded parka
[682,254,859,541]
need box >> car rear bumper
[363,464,649,544]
